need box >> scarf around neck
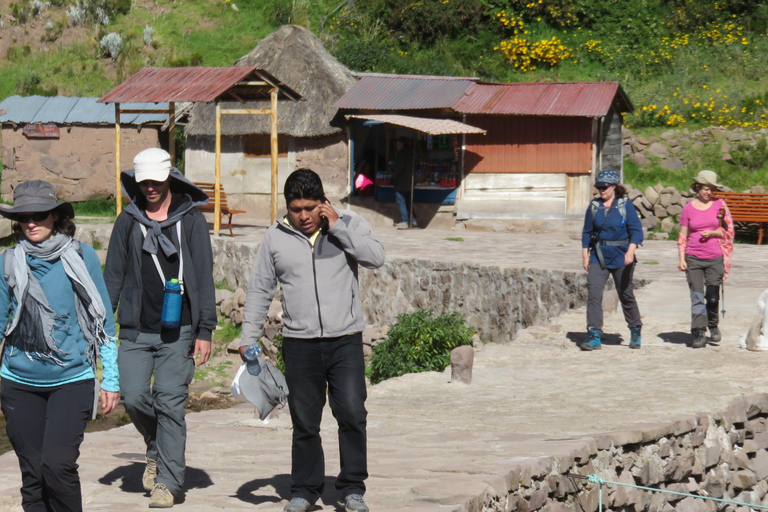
[5,233,110,367]
[124,193,194,257]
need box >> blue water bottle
[160,279,182,329]
[243,343,262,376]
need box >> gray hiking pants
[118,326,195,495]
[587,262,642,331]
[685,255,724,331]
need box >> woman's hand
[678,257,687,272]
[582,248,590,272]
[700,230,721,239]
[101,390,120,415]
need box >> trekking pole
[721,282,726,317]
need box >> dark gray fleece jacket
[103,168,217,342]
[240,208,385,344]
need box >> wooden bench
[715,191,768,244]
[194,182,246,237]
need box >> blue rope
[584,474,768,511]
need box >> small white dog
[742,288,768,351]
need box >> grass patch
[444,237,464,242]
[214,279,235,292]
[212,319,241,358]
[72,198,117,217]
[642,261,660,265]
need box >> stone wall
[468,393,768,512]
[210,238,589,344]
[1,124,160,202]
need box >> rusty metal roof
[452,81,633,117]
[346,114,485,135]
[0,96,168,125]
[334,75,476,110]
[99,66,302,104]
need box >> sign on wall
[23,124,60,139]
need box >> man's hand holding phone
[318,199,339,229]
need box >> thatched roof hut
[186,25,357,137]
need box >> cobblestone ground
[0,226,767,511]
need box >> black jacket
[103,169,217,342]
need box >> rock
[644,186,660,205]
[667,204,683,216]
[623,144,632,157]
[653,204,668,218]
[641,216,661,230]
[659,193,673,208]
[661,130,677,140]
[752,449,768,480]
[727,130,746,141]
[722,153,733,162]
[751,185,766,193]
[233,287,247,307]
[732,469,758,490]
[220,298,235,317]
[450,345,474,384]
[630,153,650,166]
[647,142,669,159]
[652,232,669,240]
[231,307,244,325]
[660,157,685,171]
[227,337,242,353]
[661,217,676,232]
[721,141,730,153]
[215,288,234,305]
[638,137,651,145]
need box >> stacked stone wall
[209,238,589,344]
[469,394,768,512]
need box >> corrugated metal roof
[0,96,168,125]
[99,66,302,104]
[452,81,633,117]
[334,75,476,110]
[347,114,485,135]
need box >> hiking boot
[580,328,602,351]
[283,497,313,512]
[148,483,174,508]
[709,326,721,343]
[395,222,408,230]
[691,329,707,349]
[339,493,369,512]
[142,458,157,492]
[629,326,642,349]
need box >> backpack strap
[3,248,14,289]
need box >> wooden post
[168,102,176,167]
[114,103,122,215]
[270,88,278,224]
[214,100,222,236]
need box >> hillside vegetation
[2,0,768,188]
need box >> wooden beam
[114,103,122,215]
[118,109,171,114]
[221,109,272,115]
[229,92,246,104]
[235,81,268,86]
[214,101,222,236]
[169,102,176,167]
[270,88,278,224]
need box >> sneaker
[339,493,369,512]
[395,222,408,230]
[148,483,174,508]
[709,326,721,343]
[283,497,313,512]
[143,458,157,492]
[629,326,641,349]
[580,328,602,351]
[691,329,707,349]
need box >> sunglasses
[138,180,166,188]
[17,212,51,223]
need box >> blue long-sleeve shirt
[0,243,119,392]
[582,198,643,269]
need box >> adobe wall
[1,124,159,201]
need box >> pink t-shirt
[679,199,724,259]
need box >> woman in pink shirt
[678,170,734,348]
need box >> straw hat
[692,170,722,189]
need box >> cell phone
[320,197,329,230]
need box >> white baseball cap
[134,148,172,182]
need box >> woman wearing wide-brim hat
[0,180,119,511]
[678,170,734,348]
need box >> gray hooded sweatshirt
[240,208,385,344]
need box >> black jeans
[282,333,368,503]
[1,378,94,512]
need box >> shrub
[16,72,58,96]
[731,138,768,171]
[368,310,474,385]
[6,44,31,62]
[143,24,153,46]
[100,32,123,59]
[31,0,52,15]
[66,4,86,26]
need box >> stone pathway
[1,227,768,511]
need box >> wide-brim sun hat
[133,147,172,183]
[594,169,621,188]
[692,170,723,189]
[0,180,74,220]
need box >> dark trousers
[1,378,94,512]
[118,326,195,495]
[685,255,724,331]
[282,333,368,503]
[587,262,642,331]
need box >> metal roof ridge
[357,72,479,81]
[471,80,620,86]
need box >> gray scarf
[124,194,194,257]
[6,233,110,368]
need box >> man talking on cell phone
[240,168,385,512]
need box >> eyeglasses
[17,212,50,223]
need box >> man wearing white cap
[104,148,217,508]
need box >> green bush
[368,310,474,385]
[731,138,768,171]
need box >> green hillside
[3,0,768,187]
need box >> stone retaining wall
[210,238,589,344]
[471,393,768,512]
